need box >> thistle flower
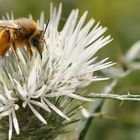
[0,3,114,140]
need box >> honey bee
[0,18,48,59]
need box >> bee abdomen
[0,30,10,56]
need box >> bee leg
[11,42,20,61]
[26,43,33,59]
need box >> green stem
[89,93,140,101]
[78,100,104,140]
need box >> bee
[0,18,48,59]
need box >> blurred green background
[1,0,140,140]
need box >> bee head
[31,31,44,59]
[31,20,49,59]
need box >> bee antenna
[43,19,49,34]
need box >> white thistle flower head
[0,3,114,140]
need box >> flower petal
[43,98,70,121]
[28,103,47,124]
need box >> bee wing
[0,20,19,29]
